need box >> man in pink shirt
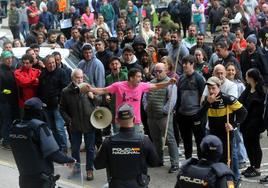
[86,68,176,133]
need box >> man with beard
[182,24,197,50]
[190,33,212,60]
[240,34,268,86]
[132,36,147,63]
[167,30,189,76]
[40,31,61,48]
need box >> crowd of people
[1,0,268,186]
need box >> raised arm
[149,78,176,90]
[79,83,109,95]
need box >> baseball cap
[117,104,134,120]
[24,97,47,110]
[1,50,13,59]
[206,76,221,86]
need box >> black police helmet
[200,135,223,162]
[23,97,47,121]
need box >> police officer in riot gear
[175,135,235,188]
[94,103,159,188]
[9,97,76,188]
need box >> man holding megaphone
[81,68,177,134]
[60,68,99,181]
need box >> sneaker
[241,166,253,175]
[244,168,261,178]
[260,176,268,184]
[169,165,179,173]
[86,170,94,181]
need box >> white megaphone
[90,107,112,129]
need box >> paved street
[1,134,268,188]
[1,17,268,188]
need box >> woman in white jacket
[230,4,250,32]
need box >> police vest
[176,158,234,188]
[108,134,145,180]
[9,119,59,176]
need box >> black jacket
[239,87,265,134]
[240,47,268,84]
[0,63,18,106]
[38,68,68,109]
[96,50,113,76]
[60,82,97,133]
[94,127,159,188]
[190,44,213,60]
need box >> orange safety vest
[58,0,66,12]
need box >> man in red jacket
[14,54,41,109]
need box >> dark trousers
[10,25,20,39]
[180,17,191,38]
[71,131,95,171]
[0,1,7,16]
[19,176,46,188]
[243,132,262,169]
[177,113,206,159]
[0,102,19,144]
[209,123,233,165]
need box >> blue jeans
[232,129,240,182]
[20,21,29,40]
[106,19,115,36]
[0,102,19,144]
[71,131,95,171]
[194,21,205,34]
[45,108,67,151]
[237,130,248,163]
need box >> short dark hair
[47,30,57,38]
[26,48,34,54]
[30,43,40,49]
[128,68,142,80]
[44,54,55,63]
[171,30,181,37]
[52,51,61,57]
[82,44,92,52]
[109,56,121,64]
[21,54,34,64]
[123,45,134,54]
[182,55,196,64]
[221,17,230,25]
[215,41,228,49]
[197,33,205,38]
[95,38,105,44]
[35,22,44,30]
